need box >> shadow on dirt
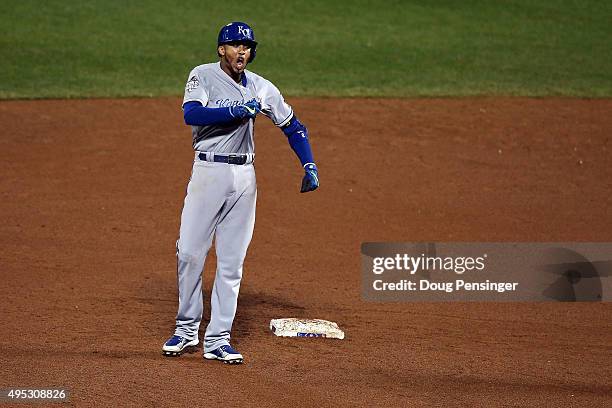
[137,274,307,341]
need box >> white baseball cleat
[203,344,244,364]
[162,335,199,357]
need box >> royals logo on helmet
[237,26,251,38]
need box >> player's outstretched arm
[281,116,319,193]
[183,100,261,126]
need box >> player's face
[219,42,252,75]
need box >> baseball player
[162,22,319,364]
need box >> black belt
[198,153,251,165]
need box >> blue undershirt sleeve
[183,101,235,126]
[282,116,315,167]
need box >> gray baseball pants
[173,153,256,352]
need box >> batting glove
[301,163,319,193]
[230,99,261,120]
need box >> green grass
[1,0,611,98]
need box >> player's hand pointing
[245,98,261,112]
[230,99,261,120]
[300,163,319,193]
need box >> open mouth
[236,57,245,68]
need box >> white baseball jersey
[182,62,293,153]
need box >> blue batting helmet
[217,22,258,62]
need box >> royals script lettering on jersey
[182,62,294,154]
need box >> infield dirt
[1,98,611,407]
